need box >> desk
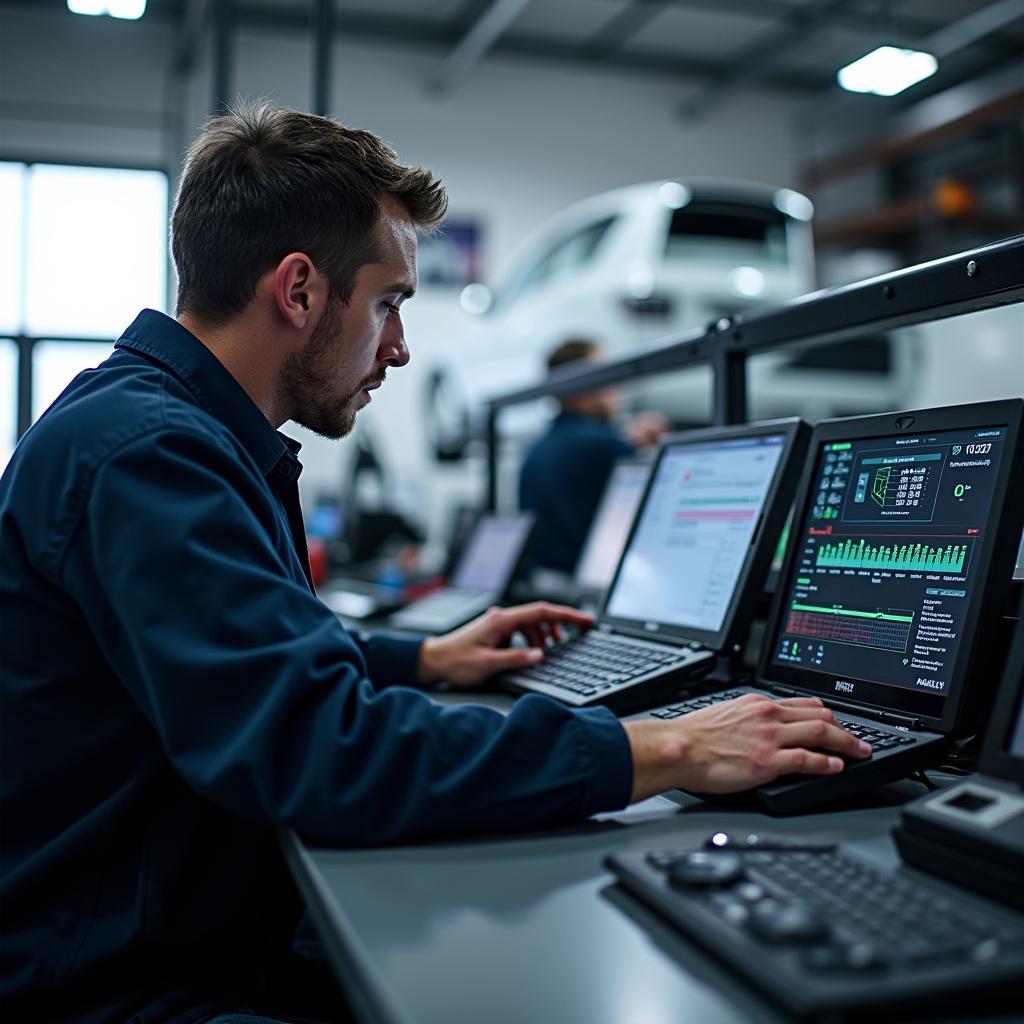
[282,694,940,1024]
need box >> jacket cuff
[357,631,426,688]
[572,705,634,815]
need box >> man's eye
[383,302,400,316]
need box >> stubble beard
[278,296,381,440]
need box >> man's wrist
[622,719,693,803]
[417,636,446,685]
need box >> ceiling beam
[580,0,669,62]
[679,0,856,120]
[922,0,1024,59]
[426,0,533,96]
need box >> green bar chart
[816,538,968,573]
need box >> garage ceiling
[13,0,1024,115]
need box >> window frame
[0,154,172,439]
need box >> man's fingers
[500,602,594,630]
[772,747,846,777]
[774,720,871,758]
[485,646,544,673]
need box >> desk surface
[282,693,950,1024]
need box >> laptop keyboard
[512,630,704,699]
[649,689,917,752]
[607,842,1024,1016]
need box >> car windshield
[666,200,791,265]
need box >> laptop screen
[451,515,532,591]
[604,434,786,634]
[574,461,649,592]
[770,423,1010,720]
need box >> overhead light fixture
[68,0,147,19]
[837,46,937,97]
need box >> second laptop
[500,418,808,714]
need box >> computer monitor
[573,460,650,594]
[767,400,1024,731]
[450,514,534,592]
[602,419,807,651]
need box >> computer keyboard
[649,690,917,753]
[607,840,1024,1019]
[502,630,713,712]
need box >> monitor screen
[771,424,1009,719]
[574,461,649,592]
[452,516,530,591]
[605,434,786,633]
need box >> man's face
[280,195,417,439]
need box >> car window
[504,216,617,303]
[666,201,789,265]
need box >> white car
[425,178,918,459]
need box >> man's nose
[380,330,410,369]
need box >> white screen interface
[575,463,649,591]
[605,435,785,632]
[452,517,529,591]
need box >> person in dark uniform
[519,339,667,573]
[0,104,870,1024]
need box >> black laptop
[637,399,1024,813]
[389,512,535,634]
[500,419,809,714]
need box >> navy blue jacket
[519,411,633,572]
[0,311,632,1023]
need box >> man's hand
[418,602,594,688]
[624,410,670,448]
[624,693,872,802]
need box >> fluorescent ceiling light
[837,46,937,97]
[68,0,147,19]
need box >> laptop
[500,419,809,714]
[638,399,1024,813]
[388,512,535,634]
[894,617,1024,908]
[527,458,651,608]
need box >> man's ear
[273,252,326,331]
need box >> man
[0,104,869,1024]
[519,338,667,573]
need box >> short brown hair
[547,339,599,374]
[171,100,447,324]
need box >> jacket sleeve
[346,629,425,689]
[60,428,634,844]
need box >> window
[0,340,16,467]
[501,216,617,305]
[666,201,790,265]
[1,161,168,450]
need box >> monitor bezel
[573,457,652,593]
[979,621,1024,786]
[598,418,809,652]
[759,398,1024,734]
[451,512,536,595]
